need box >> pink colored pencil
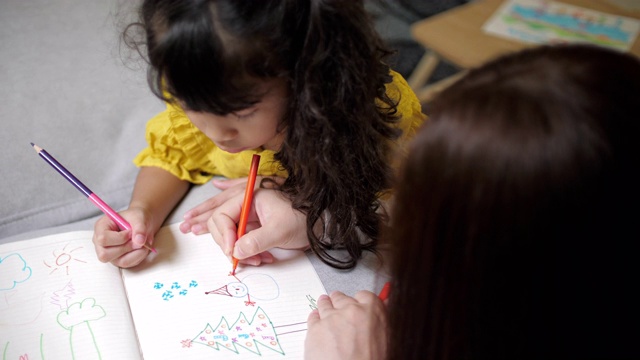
[31,143,156,253]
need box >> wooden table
[408,0,640,102]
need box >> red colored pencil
[232,154,261,275]
[31,143,156,253]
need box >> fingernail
[183,211,193,219]
[192,224,202,234]
[133,234,145,249]
[233,246,245,259]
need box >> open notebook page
[0,231,140,359]
[122,223,327,359]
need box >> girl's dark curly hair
[124,0,401,269]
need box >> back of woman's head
[386,45,640,359]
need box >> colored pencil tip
[30,142,34,147]
[231,259,238,275]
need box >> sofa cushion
[0,0,163,240]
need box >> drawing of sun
[43,243,87,275]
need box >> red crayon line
[232,154,261,275]
[31,143,156,253]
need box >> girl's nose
[210,126,238,143]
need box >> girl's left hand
[305,291,388,360]
[179,176,284,234]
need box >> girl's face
[184,78,288,153]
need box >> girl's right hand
[92,207,154,268]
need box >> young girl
[305,44,640,359]
[92,0,426,268]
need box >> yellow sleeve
[132,103,216,184]
[385,70,428,168]
[133,103,287,184]
[388,70,427,143]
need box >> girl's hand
[92,207,154,268]
[179,176,285,235]
[207,188,310,266]
[305,291,388,360]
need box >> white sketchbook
[0,224,326,359]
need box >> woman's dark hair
[386,45,640,359]
[124,0,400,268]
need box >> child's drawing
[0,253,32,291]
[483,0,640,51]
[205,273,280,306]
[0,291,46,326]
[306,295,318,310]
[0,253,45,325]
[43,243,87,275]
[56,297,106,359]
[50,281,76,310]
[185,307,287,356]
[153,280,198,301]
[1,225,326,359]
[2,334,44,360]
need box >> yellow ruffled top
[133,70,426,183]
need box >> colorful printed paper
[483,0,640,51]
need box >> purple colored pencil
[31,143,156,253]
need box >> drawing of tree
[56,297,106,360]
[188,307,285,356]
[0,253,32,291]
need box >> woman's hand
[179,176,284,235]
[207,188,310,266]
[92,207,154,268]
[305,291,388,360]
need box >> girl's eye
[234,109,257,120]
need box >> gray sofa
[0,0,388,295]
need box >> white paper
[122,224,326,359]
[0,232,140,359]
[1,224,327,359]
